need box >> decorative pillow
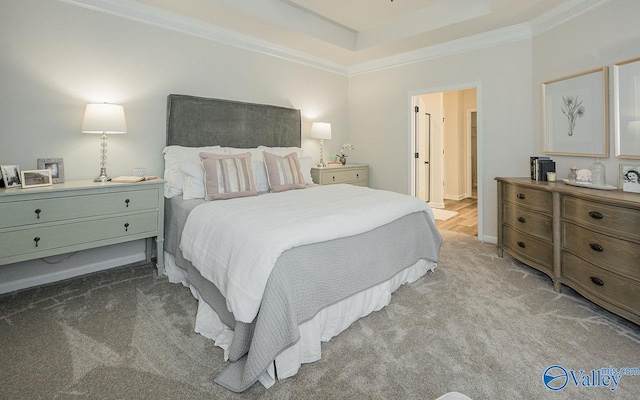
[299,156,314,185]
[181,161,205,200]
[163,145,225,198]
[200,152,257,200]
[224,147,270,192]
[258,146,303,158]
[262,151,306,192]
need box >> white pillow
[163,145,225,198]
[181,161,205,200]
[258,146,303,158]
[299,156,314,185]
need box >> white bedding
[180,184,434,324]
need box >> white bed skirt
[164,252,437,388]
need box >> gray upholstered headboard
[166,94,301,148]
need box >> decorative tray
[561,179,617,191]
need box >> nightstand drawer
[562,222,640,281]
[318,169,367,185]
[0,211,158,259]
[0,188,159,229]
[503,202,552,242]
[562,196,640,241]
[503,225,553,269]
[502,183,552,214]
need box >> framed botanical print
[543,67,608,157]
[613,57,640,159]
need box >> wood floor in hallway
[434,197,478,237]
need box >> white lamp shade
[310,122,332,140]
[82,103,127,134]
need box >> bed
[162,94,442,392]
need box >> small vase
[590,158,606,186]
[339,156,347,165]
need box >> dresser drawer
[562,196,640,241]
[502,183,552,214]
[0,211,158,259]
[503,202,552,242]
[318,169,367,185]
[503,225,553,270]
[562,222,640,281]
[0,188,159,229]
[562,252,640,315]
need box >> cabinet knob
[517,241,526,248]
[590,276,604,286]
[35,209,41,219]
[332,176,335,182]
[356,173,359,179]
[124,222,130,232]
[125,199,130,207]
[34,237,41,247]
[517,216,526,223]
[516,193,526,200]
[588,211,603,219]
[589,243,604,252]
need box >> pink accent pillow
[199,152,257,200]
[262,151,306,192]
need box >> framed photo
[37,158,65,183]
[543,67,608,157]
[21,169,53,189]
[620,163,640,193]
[1,164,22,188]
[613,57,640,159]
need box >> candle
[547,172,557,182]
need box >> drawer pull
[35,209,42,219]
[517,216,526,223]
[332,176,335,182]
[590,276,604,286]
[516,193,526,200]
[589,243,604,252]
[34,237,40,247]
[517,241,526,248]
[124,223,129,232]
[588,211,603,219]
[356,173,359,179]
[125,199,130,208]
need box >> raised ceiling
[64,0,609,74]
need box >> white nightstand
[311,164,368,187]
[0,179,165,275]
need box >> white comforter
[180,184,434,323]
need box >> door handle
[424,161,429,164]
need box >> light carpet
[432,208,459,221]
[1,231,638,399]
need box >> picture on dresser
[1,164,21,188]
[613,57,640,159]
[542,67,608,157]
[37,158,65,183]
[20,169,52,189]
[620,163,640,193]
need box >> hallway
[434,197,477,237]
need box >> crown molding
[58,0,610,77]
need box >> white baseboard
[428,202,445,209]
[444,194,467,201]
[0,252,147,295]
[482,235,498,244]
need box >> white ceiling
[64,0,609,75]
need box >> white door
[415,98,430,202]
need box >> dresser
[496,177,640,325]
[311,164,368,187]
[0,179,165,276]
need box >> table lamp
[82,103,127,182]
[310,122,331,167]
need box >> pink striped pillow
[262,151,306,192]
[199,152,257,200]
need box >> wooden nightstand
[0,179,165,276]
[311,164,368,187]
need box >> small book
[112,175,157,183]
[327,161,342,165]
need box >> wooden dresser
[496,177,640,325]
[311,164,368,187]
[0,179,165,276]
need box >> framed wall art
[1,164,21,188]
[21,169,53,189]
[619,163,640,193]
[37,158,65,183]
[613,57,640,159]
[543,67,608,157]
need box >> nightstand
[311,164,368,187]
[0,179,165,276]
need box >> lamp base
[94,166,110,182]
[317,162,326,167]
[94,176,111,183]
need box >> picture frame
[543,67,609,157]
[619,163,640,193]
[20,169,53,189]
[1,164,22,188]
[37,157,65,183]
[613,57,640,159]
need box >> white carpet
[432,208,458,221]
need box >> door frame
[408,81,484,240]
[467,108,477,198]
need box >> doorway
[410,84,481,238]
